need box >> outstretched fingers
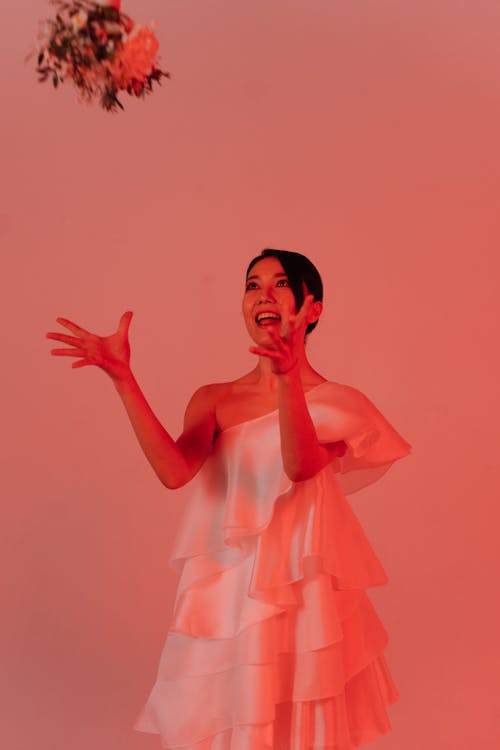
[293,294,314,330]
[71,357,98,369]
[47,321,92,361]
[249,345,282,360]
[46,332,84,347]
[279,294,313,337]
[50,347,88,358]
[118,310,133,336]
[55,316,91,338]
[264,323,288,352]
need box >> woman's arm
[114,375,216,489]
[248,295,346,482]
[277,372,344,481]
[47,312,216,489]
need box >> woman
[47,248,411,749]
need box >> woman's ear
[309,300,323,322]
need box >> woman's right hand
[46,311,134,383]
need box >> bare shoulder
[183,382,232,427]
[187,381,233,405]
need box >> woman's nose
[258,286,275,303]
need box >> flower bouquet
[34,0,170,112]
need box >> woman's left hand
[249,294,315,374]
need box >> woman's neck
[249,355,321,392]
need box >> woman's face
[242,256,299,344]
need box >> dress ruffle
[134,381,411,749]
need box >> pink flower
[111,26,159,87]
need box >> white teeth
[256,312,281,323]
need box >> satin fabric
[134,381,411,749]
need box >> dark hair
[245,248,323,335]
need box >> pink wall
[2,1,499,748]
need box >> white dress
[134,380,412,749]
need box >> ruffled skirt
[134,470,399,749]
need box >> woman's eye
[245,282,257,291]
[276,279,289,287]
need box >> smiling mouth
[255,312,281,327]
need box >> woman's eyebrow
[246,272,288,282]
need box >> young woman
[47,248,411,749]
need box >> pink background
[2,1,499,748]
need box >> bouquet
[34,0,170,112]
